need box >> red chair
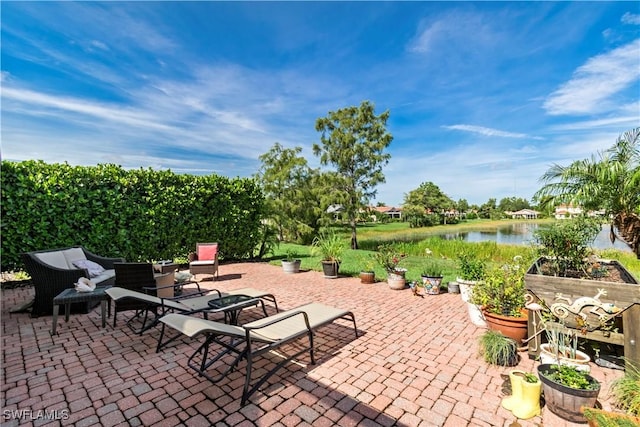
[189,242,219,281]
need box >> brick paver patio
[1,262,626,426]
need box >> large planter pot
[539,343,591,372]
[525,257,640,369]
[359,271,375,284]
[537,363,601,423]
[421,276,443,295]
[321,261,340,279]
[281,260,301,274]
[457,278,487,328]
[482,309,529,344]
[387,271,406,290]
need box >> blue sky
[2,2,639,206]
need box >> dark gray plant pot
[321,261,340,279]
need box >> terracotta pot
[482,309,528,343]
[387,272,406,290]
[359,271,375,284]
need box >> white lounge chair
[159,302,358,405]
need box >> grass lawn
[268,219,640,284]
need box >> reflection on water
[437,223,631,252]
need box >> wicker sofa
[21,246,125,317]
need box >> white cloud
[621,12,640,25]
[442,124,542,140]
[543,39,640,116]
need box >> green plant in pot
[457,252,488,327]
[610,360,640,417]
[539,320,591,372]
[359,256,376,284]
[281,249,301,274]
[421,259,443,295]
[532,216,602,278]
[478,329,518,366]
[311,229,345,278]
[582,363,640,427]
[537,363,601,423]
[471,256,528,343]
[373,244,407,290]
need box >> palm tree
[534,128,640,258]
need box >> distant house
[371,206,402,220]
[554,204,582,219]
[554,204,605,219]
[506,209,539,219]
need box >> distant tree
[457,198,470,213]
[534,128,640,258]
[498,196,532,212]
[256,143,323,244]
[313,100,393,249]
[403,181,455,226]
[376,201,386,207]
[479,198,501,219]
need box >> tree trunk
[612,212,640,259]
[350,218,358,250]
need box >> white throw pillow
[72,259,106,278]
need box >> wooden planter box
[525,257,640,370]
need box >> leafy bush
[533,217,601,276]
[611,361,640,416]
[479,330,517,366]
[1,161,265,270]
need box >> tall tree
[313,101,393,249]
[255,143,322,244]
[534,128,640,258]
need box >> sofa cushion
[92,269,115,285]
[62,247,87,269]
[35,251,69,270]
[72,259,105,278]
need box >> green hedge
[1,161,265,271]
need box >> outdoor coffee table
[207,294,267,325]
[51,287,111,335]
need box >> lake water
[436,223,631,252]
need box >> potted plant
[537,363,601,423]
[421,260,443,295]
[582,360,640,425]
[311,229,345,278]
[539,320,591,372]
[502,370,541,420]
[609,360,640,417]
[281,249,301,274]
[457,252,488,327]
[359,256,376,284]
[524,217,640,368]
[478,329,518,367]
[373,244,407,290]
[471,256,528,343]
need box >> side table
[52,287,112,335]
